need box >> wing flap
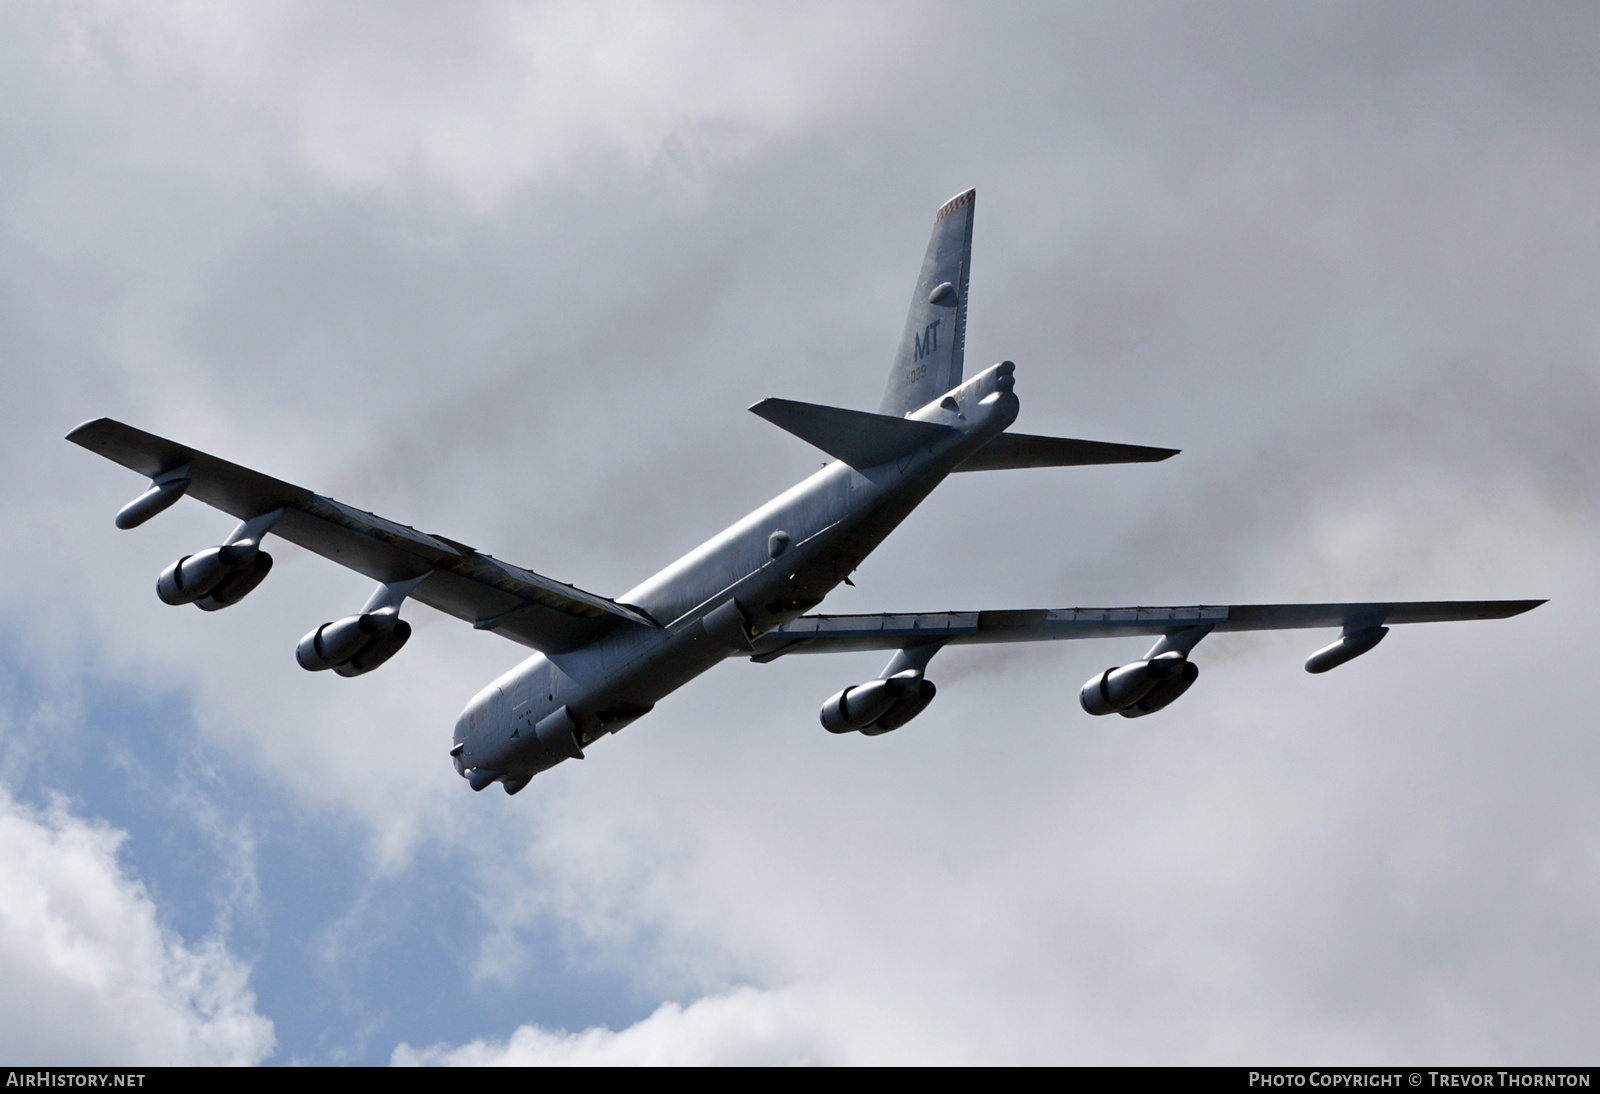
[749,600,1543,660]
[954,433,1179,471]
[67,418,653,652]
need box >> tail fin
[878,188,975,417]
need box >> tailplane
[749,398,957,470]
[954,433,1179,471]
[878,189,975,417]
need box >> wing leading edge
[748,600,1543,662]
[67,418,655,653]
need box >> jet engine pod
[296,613,389,672]
[861,677,937,736]
[334,618,411,677]
[1080,651,1187,716]
[195,551,273,612]
[153,508,284,610]
[1119,660,1199,718]
[820,671,924,734]
[156,546,231,605]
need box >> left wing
[67,418,655,653]
[748,601,1543,662]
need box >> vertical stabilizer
[878,189,975,416]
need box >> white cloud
[394,986,834,1066]
[440,496,1597,1065]
[5,0,1599,1063]
[0,787,273,1065]
[48,0,907,211]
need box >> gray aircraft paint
[880,188,974,417]
[67,189,1541,795]
[460,358,1022,782]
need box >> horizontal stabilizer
[954,433,1178,471]
[749,398,957,470]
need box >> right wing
[748,601,1543,662]
[67,418,655,653]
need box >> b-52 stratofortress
[69,189,1541,796]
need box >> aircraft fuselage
[451,361,1020,781]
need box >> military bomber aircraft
[69,189,1541,796]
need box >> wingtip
[1474,599,1546,619]
[65,417,111,443]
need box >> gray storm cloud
[0,0,1594,1063]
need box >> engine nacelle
[1118,660,1199,718]
[1080,651,1189,716]
[195,551,273,611]
[861,678,937,736]
[821,671,927,734]
[333,618,411,677]
[157,543,260,606]
[296,613,406,673]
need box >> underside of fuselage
[451,358,1021,790]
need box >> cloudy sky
[1,1,1596,1065]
